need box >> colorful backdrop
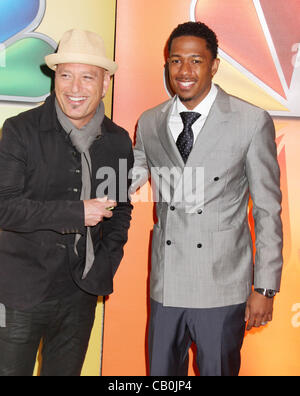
[0,0,117,377]
[103,0,300,377]
[0,0,299,376]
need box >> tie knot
[180,111,201,128]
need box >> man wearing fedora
[0,30,133,376]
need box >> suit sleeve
[130,121,150,194]
[0,119,85,234]
[100,141,134,277]
[245,111,283,291]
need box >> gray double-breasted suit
[133,86,283,309]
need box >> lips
[176,80,196,90]
[67,96,87,105]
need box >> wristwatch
[254,288,277,298]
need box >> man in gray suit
[132,22,283,376]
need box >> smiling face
[168,35,220,109]
[55,63,110,129]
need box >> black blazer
[0,93,133,310]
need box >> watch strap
[254,288,277,298]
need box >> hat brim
[45,52,118,75]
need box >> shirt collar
[174,83,218,118]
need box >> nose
[179,60,192,76]
[70,76,81,93]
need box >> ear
[102,71,111,98]
[211,58,220,78]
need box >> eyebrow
[169,54,204,58]
[58,68,98,76]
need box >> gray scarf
[55,99,105,279]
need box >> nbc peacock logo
[0,0,56,103]
[190,0,300,118]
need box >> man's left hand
[244,291,274,331]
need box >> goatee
[178,96,193,103]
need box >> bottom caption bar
[101,378,200,394]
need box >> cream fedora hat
[45,29,118,75]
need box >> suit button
[197,243,202,248]
[170,206,175,211]
[69,169,81,174]
[197,209,203,214]
[166,240,172,246]
[214,177,220,181]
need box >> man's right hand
[83,197,117,226]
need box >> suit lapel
[156,98,185,168]
[154,87,235,168]
[186,87,234,165]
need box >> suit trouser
[0,289,97,376]
[149,299,246,376]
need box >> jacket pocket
[212,223,253,285]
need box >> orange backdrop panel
[103,0,300,376]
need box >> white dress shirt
[169,83,218,144]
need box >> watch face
[267,290,276,298]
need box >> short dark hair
[168,22,218,59]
